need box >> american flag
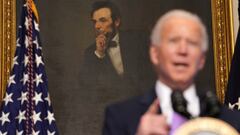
[225,0,240,111]
[0,0,59,134]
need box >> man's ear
[114,18,121,27]
[149,46,159,66]
[198,53,206,70]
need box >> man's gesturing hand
[136,99,169,135]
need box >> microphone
[171,91,192,119]
[200,91,221,117]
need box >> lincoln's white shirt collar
[108,32,124,75]
[155,80,200,124]
[112,33,119,44]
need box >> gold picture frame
[0,0,16,99]
[211,0,235,102]
[0,0,235,103]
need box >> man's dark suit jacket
[80,30,155,98]
[103,89,240,135]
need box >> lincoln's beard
[95,23,118,41]
[108,23,117,39]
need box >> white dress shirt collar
[107,33,124,75]
[112,33,119,44]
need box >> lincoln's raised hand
[95,34,107,58]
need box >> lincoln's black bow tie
[108,41,118,48]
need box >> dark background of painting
[17,0,213,134]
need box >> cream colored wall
[233,0,239,41]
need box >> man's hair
[91,1,121,22]
[150,9,209,52]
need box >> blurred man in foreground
[103,9,240,135]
